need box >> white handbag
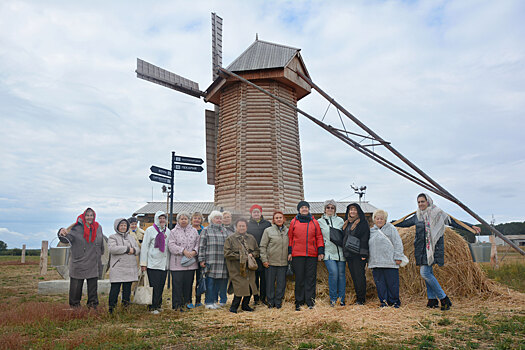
[132,272,153,305]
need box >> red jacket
[288,217,325,258]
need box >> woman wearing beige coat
[224,218,260,313]
[108,218,140,313]
[259,211,289,309]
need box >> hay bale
[284,227,498,303]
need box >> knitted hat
[297,200,310,212]
[250,204,263,213]
[324,199,337,211]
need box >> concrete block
[38,279,111,295]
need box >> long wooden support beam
[294,71,524,255]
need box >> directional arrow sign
[150,165,172,177]
[173,155,204,165]
[174,164,204,172]
[149,174,171,184]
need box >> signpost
[149,152,204,229]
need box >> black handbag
[344,234,361,255]
[196,271,207,295]
[325,219,344,247]
[286,262,294,276]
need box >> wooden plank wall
[215,80,304,217]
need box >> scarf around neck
[296,213,312,223]
[343,217,360,232]
[153,224,167,252]
[77,208,99,243]
[416,193,449,265]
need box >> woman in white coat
[140,211,170,314]
[108,218,140,313]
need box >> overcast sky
[1,0,524,248]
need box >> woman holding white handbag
[368,209,405,308]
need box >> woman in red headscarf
[58,208,105,309]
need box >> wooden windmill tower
[136,13,311,216]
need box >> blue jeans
[205,277,228,305]
[324,260,346,303]
[420,265,446,300]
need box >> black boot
[440,296,452,311]
[230,296,241,313]
[426,299,439,308]
[241,296,254,312]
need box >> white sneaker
[219,302,227,307]
[151,310,160,315]
[205,304,218,309]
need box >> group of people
[57,193,480,313]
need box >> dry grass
[0,249,524,349]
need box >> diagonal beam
[294,70,524,255]
[219,67,524,255]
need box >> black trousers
[108,282,132,309]
[254,258,266,302]
[347,258,367,303]
[171,270,195,309]
[69,277,98,308]
[265,265,287,307]
[147,268,167,310]
[291,256,317,307]
[230,295,251,311]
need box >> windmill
[136,13,310,216]
[135,13,524,256]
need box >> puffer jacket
[108,218,140,283]
[318,214,345,261]
[260,224,289,266]
[288,216,324,258]
[140,211,170,270]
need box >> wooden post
[489,235,498,268]
[40,240,48,275]
[21,244,26,264]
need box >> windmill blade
[136,58,205,98]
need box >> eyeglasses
[326,206,336,210]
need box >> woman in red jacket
[288,201,325,311]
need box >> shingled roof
[227,39,301,72]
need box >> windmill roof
[227,40,301,72]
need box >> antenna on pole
[351,184,367,203]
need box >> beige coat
[224,232,260,297]
[259,224,289,267]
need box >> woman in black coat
[342,203,370,305]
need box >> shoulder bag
[132,271,153,305]
[325,218,344,247]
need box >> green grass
[482,262,525,292]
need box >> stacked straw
[284,227,499,303]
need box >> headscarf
[416,193,450,265]
[153,211,167,253]
[76,208,99,243]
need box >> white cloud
[0,0,524,248]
